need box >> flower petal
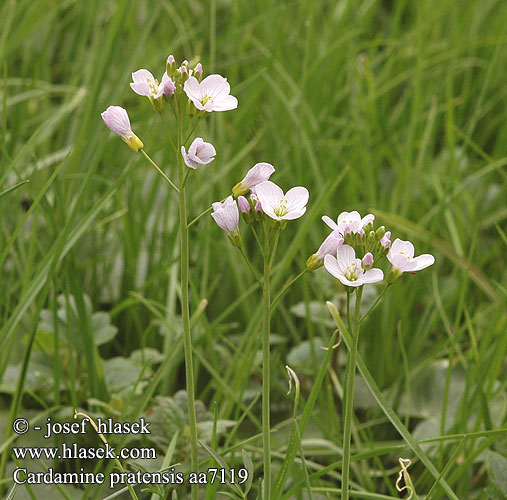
[201,74,231,98]
[336,245,356,272]
[212,94,238,111]
[254,181,284,212]
[130,81,151,96]
[360,268,384,284]
[322,215,339,231]
[285,186,309,213]
[412,254,435,271]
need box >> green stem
[359,284,391,323]
[262,223,272,499]
[238,245,261,285]
[157,110,178,153]
[140,149,179,194]
[176,103,198,500]
[187,197,227,229]
[270,268,307,311]
[342,286,363,500]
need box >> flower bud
[362,252,374,269]
[375,225,386,240]
[237,195,250,213]
[306,254,323,271]
[166,54,176,73]
[194,63,203,81]
[101,106,144,152]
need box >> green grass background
[1,0,506,498]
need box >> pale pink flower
[101,106,143,151]
[254,181,309,221]
[380,231,391,249]
[316,232,344,260]
[181,138,216,169]
[322,211,375,236]
[232,163,275,197]
[130,69,175,98]
[167,55,176,65]
[184,74,238,112]
[237,196,250,213]
[387,239,435,272]
[307,231,344,271]
[324,245,383,287]
[211,196,239,233]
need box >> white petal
[322,215,339,231]
[285,186,309,213]
[412,254,435,271]
[360,268,384,284]
[336,245,356,272]
[282,207,306,220]
[184,76,203,101]
[254,181,284,211]
[212,94,238,111]
[201,74,231,98]
[324,254,342,280]
[132,69,155,83]
[243,163,275,187]
[130,81,150,96]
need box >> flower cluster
[101,55,237,152]
[307,210,434,287]
[211,163,309,243]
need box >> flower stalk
[176,102,199,500]
[341,286,363,500]
[262,222,272,499]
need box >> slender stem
[182,168,191,189]
[270,268,307,311]
[262,223,272,499]
[238,245,261,285]
[359,284,391,323]
[140,149,179,194]
[184,116,201,145]
[176,103,198,500]
[269,228,281,268]
[341,286,363,500]
[187,197,227,229]
[157,110,178,153]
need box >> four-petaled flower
[233,163,275,197]
[101,106,143,151]
[181,138,216,169]
[211,196,240,233]
[387,239,435,273]
[322,211,375,236]
[254,181,309,221]
[184,74,238,112]
[131,69,175,98]
[307,231,344,271]
[324,245,384,287]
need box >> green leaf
[487,451,507,495]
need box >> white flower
[387,239,435,272]
[211,196,239,233]
[232,163,275,197]
[130,69,175,98]
[316,232,344,260]
[184,74,238,112]
[322,211,375,236]
[254,181,309,221]
[306,231,344,271]
[101,106,143,151]
[380,231,391,249]
[324,245,383,287]
[181,138,216,169]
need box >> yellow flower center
[200,95,212,106]
[274,199,288,217]
[344,262,359,281]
